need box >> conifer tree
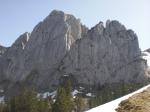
[74,96,84,112]
[52,80,74,112]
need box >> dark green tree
[52,82,74,112]
[7,88,51,112]
[74,96,85,112]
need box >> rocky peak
[90,21,104,35]
[106,20,126,33]
[0,45,7,57]
[29,10,82,51]
[145,48,150,53]
[0,10,149,95]
[11,32,30,50]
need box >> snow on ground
[86,84,150,112]
[38,89,82,99]
[143,51,150,67]
[0,96,4,103]
[86,93,92,97]
[72,90,82,98]
[38,91,56,99]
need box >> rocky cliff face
[0,45,7,57]
[145,48,150,53]
[58,21,147,86]
[0,10,149,95]
[0,45,7,86]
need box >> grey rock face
[58,21,148,86]
[0,45,7,57]
[0,10,149,93]
[146,48,150,53]
[0,45,7,85]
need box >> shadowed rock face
[0,10,149,94]
[0,45,7,83]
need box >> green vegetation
[74,96,85,112]
[0,89,51,112]
[52,87,74,112]
[0,80,86,112]
[89,83,144,108]
[0,82,145,112]
[116,87,150,112]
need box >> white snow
[38,89,82,99]
[86,93,92,97]
[72,90,82,97]
[0,96,4,103]
[79,86,85,90]
[63,74,69,77]
[86,84,150,112]
[38,91,56,99]
[143,51,150,67]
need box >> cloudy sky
[0,0,150,50]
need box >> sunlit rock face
[0,10,149,95]
[59,20,148,86]
[0,45,7,57]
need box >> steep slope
[0,45,7,57]
[58,21,148,86]
[0,45,7,88]
[0,10,87,94]
[0,10,149,96]
[116,86,150,112]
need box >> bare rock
[0,10,148,94]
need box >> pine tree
[74,96,84,112]
[7,88,51,112]
[52,81,74,112]
[52,87,67,112]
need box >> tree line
[0,80,85,112]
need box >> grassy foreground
[116,87,150,112]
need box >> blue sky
[0,0,150,50]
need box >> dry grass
[116,87,150,112]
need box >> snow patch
[38,91,56,99]
[63,74,69,77]
[0,96,4,103]
[79,86,85,90]
[72,90,82,98]
[72,90,81,96]
[143,51,150,67]
[86,93,92,97]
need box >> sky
[0,0,150,50]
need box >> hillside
[86,84,150,112]
[116,86,150,112]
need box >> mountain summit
[0,10,149,96]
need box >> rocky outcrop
[0,45,7,57]
[0,45,7,85]
[143,49,150,67]
[145,48,150,53]
[58,21,148,86]
[0,10,149,94]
